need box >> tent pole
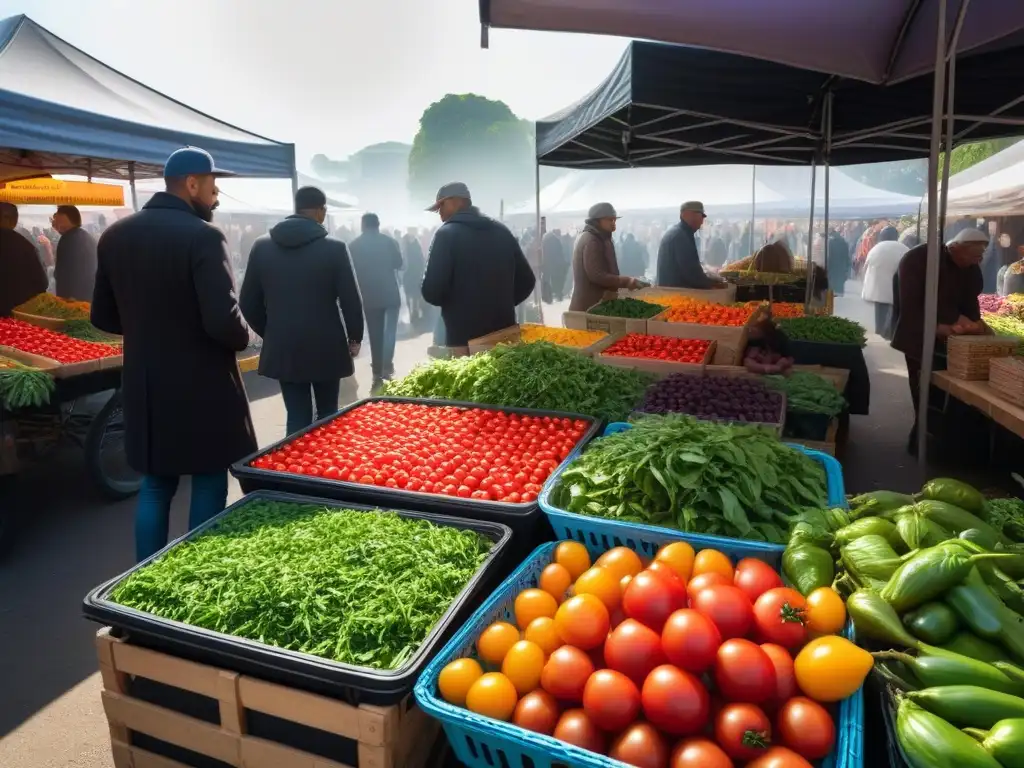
[128,162,139,212]
[823,93,834,285]
[804,163,818,311]
[534,159,544,324]
[917,0,950,464]
[750,166,756,255]
[939,50,958,236]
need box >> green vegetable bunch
[982,314,1024,354]
[110,500,493,670]
[550,414,828,543]
[588,298,666,319]
[985,498,1024,543]
[778,316,867,347]
[0,363,55,409]
[383,342,654,423]
[764,371,847,416]
[61,319,122,345]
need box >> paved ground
[0,290,1010,767]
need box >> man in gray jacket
[349,212,403,390]
[657,201,727,289]
[52,205,98,301]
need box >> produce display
[662,298,757,326]
[14,293,90,320]
[517,326,607,348]
[550,416,828,543]
[777,316,867,347]
[601,334,712,364]
[0,317,121,364]
[758,303,806,319]
[0,355,55,409]
[60,319,122,345]
[110,498,493,669]
[637,373,784,426]
[587,298,666,319]
[983,314,1024,352]
[435,540,865,765]
[764,372,846,417]
[250,400,590,503]
[383,343,653,423]
[744,347,794,374]
[981,293,1024,319]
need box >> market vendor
[891,228,990,454]
[570,202,645,311]
[0,202,48,316]
[656,201,727,290]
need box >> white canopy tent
[945,151,1024,216]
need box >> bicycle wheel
[85,390,141,500]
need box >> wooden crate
[988,356,1024,406]
[0,344,101,378]
[562,309,654,336]
[467,324,611,356]
[596,339,716,378]
[11,309,69,330]
[95,628,440,768]
[646,318,749,365]
[633,284,737,305]
[947,335,1019,380]
[785,418,839,456]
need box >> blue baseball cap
[163,146,235,179]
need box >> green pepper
[994,662,1024,684]
[873,650,1024,695]
[907,685,1024,729]
[945,568,1024,663]
[904,602,961,645]
[919,478,988,516]
[944,540,1024,612]
[962,527,1002,551]
[782,542,834,596]
[881,545,1012,614]
[895,698,1002,768]
[834,516,905,552]
[849,490,915,517]
[905,500,1010,546]
[939,632,1010,664]
[964,719,1024,768]
[840,534,902,589]
[895,506,954,549]
[847,589,922,648]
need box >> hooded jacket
[240,214,364,383]
[421,207,535,347]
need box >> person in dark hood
[240,186,364,434]
[0,202,48,315]
[421,182,535,348]
[826,229,851,297]
[91,147,256,562]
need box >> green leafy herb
[777,316,867,346]
[588,298,666,319]
[61,319,122,345]
[764,371,847,416]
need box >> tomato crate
[230,397,604,549]
[83,491,513,705]
[414,541,863,768]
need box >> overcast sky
[0,0,627,163]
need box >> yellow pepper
[519,325,607,348]
[793,635,872,702]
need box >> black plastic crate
[230,397,604,545]
[83,490,513,705]
[783,410,836,441]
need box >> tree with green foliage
[942,137,1021,176]
[408,94,535,213]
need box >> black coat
[348,230,403,309]
[240,215,364,383]
[91,193,256,476]
[657,221,715,289]
[0,228,47,315]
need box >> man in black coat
[421,182,535,348]
[91,147,256,562]
[0,202,48,315]
[240,186,364,435]
[349,213,403,390]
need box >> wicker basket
[988,356,1024,405]
[946,334,1019,380]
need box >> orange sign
[0,178,125,206]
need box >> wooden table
[932,371,1024,439]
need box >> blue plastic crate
[538,421,847,559]
[415,540,863,768]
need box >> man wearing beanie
[569,202,644,311]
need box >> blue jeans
[279,380,341,436]
[366,307,399,380]
[136,472,229,562]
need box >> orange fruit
[514,589,559,630]
[502,640,546,695]
[554,594,610,650]
[438,658,484,706]
[573,566,622,612]
[596,547,644,581]
[539,563,573,602]
[554,541,591,581]
[655,541,696,582]
[692,549,734,581]
[476,622,520,666]
[524,617,563,656]
[465,673,519,720]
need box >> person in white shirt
[861,226,907,339]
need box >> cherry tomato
[655,541,696,583]
[776,697,836,759]
[715,702,772,761]
[514,589,558,630]
[646,560,685,585]
[554,594,609,650]
[691,585,754,639]
[582,670,641,732]
[753,588,808,648]
[804,587,847,636]
[538,564,572,603]
[476,622,520,666]
[501,640,546,696]
[604,618,666,686]
[513,690,560,735]
[465,673,519,721]
[609,723,669,768]
[554,541,591,581]
[574,566,622,612]
[524,617,562,656]
[670,738,733,768]
[745,746,814,768]
[692,549,734,581]
[685,571,730,603]
[641,665,710,736]
[622,570,687,632]
[596,547,644,581]
[734,558,784,603]
[437,658,483,706]
[540,646,594,701]
[760,643,798,709]
[715,639,776,704]
[661,609,722,674]
[553,709,606,754]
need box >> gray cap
[426,182,472,212]
[587,202,619,220]
[947,227,989,246]
[681,201,706,216]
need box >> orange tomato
[438,658,484,706]
[655,541,696,583]
[476,622,520,665]
[539,563,573,602]
[596,547,644,581]
[574,565,623,612]
[502,640,546,695]
[524,616,563,656]
[554,594,610,650]
[693,549,734,581]
[514,588,559,630]
[554,541,591,581]
[805,587,847,636]
[465,672,519,721]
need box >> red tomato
[622,570,687,631]
[776,697,836,760]
[715,639,776,704]
[641,665,710,736]
[604,619,666,686]
[745,746,814,768]
[553,709,606,754]
[715,703,772,761]
[661,609,722,674]
[541,646,595,701]
[760,643,798,709]
[513,690,561,735]
[609,723,669,768]
[670,738,733,768]
[646,560,685,585]
[691,585,754,639]
[733,558,784,603]
[753,588,808,648]
[582,670,641,732]
[685,572,730,603]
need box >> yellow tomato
[515,589,559,630]
[596,547,644,581]
[539,564,573,602]
[655,541,696,583]
[692,549,734,581]
[438,658,484,705]
[502,640,546,695]
[554,541,592,581]
[805,587,847,636]
[573,565,622,612]
[477,622,521,666]
[465,673,519,720]
[794,636,872,702]
[519,325,607,348]
[524,617,563,656]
